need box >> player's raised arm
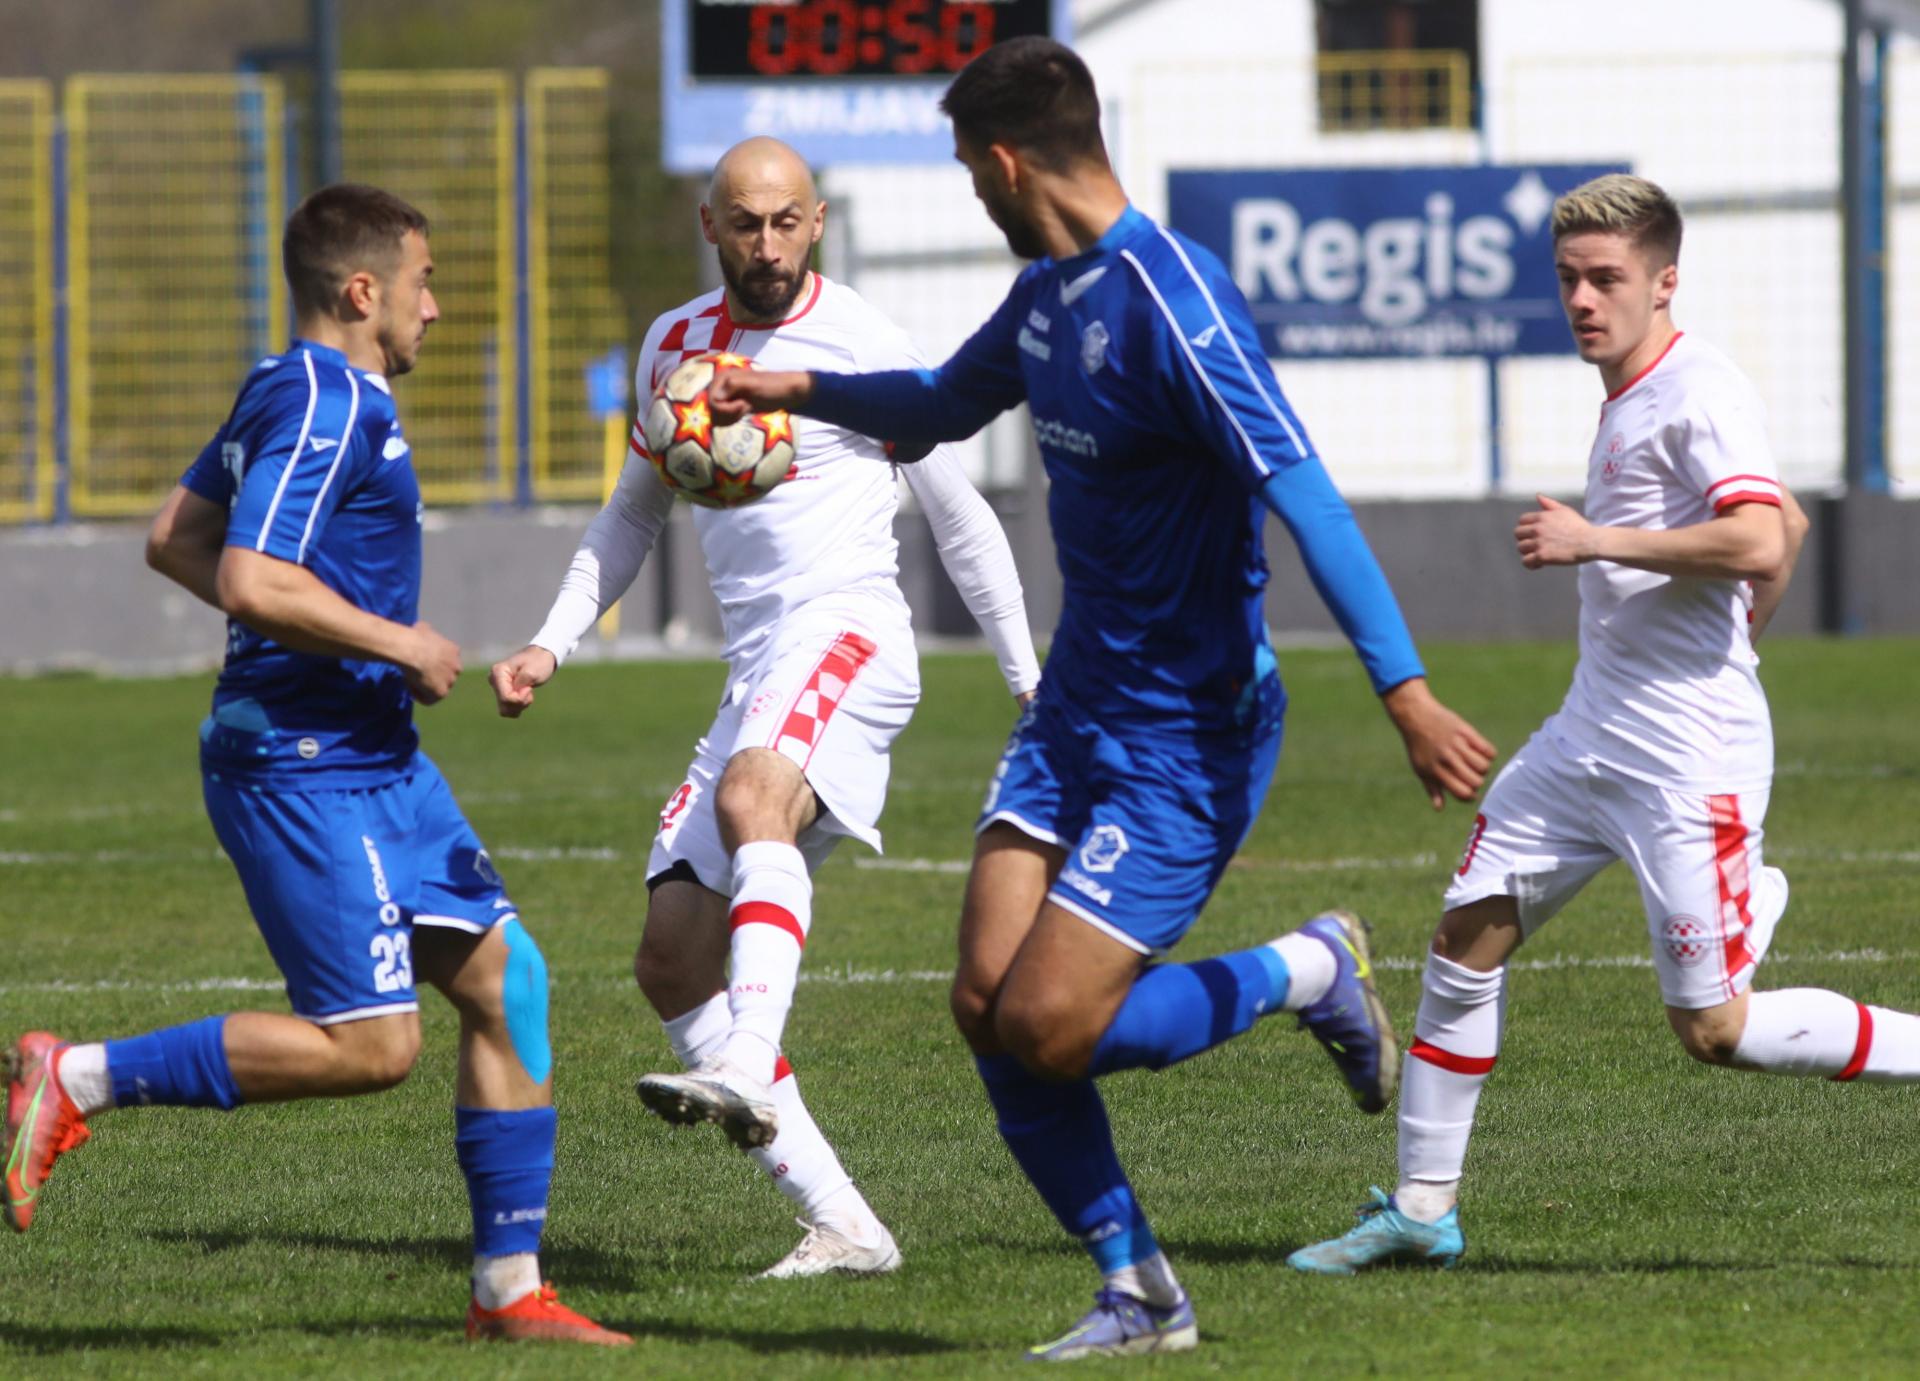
[710,280,1033,448]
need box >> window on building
[1314,0,1480,132]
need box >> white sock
[662,994,878,1237]
[662,992,730,1069]
[1394,1179,1459,1223]
[1269,930,1338,1010]
[719,841,812,1084]
[471,1251,540,1310]
[1734,988,1920,1082]
[747,1062,875,1238]
[57,1043,114,1116]
[1395,951,1506,1219]
[1105,1251,1184,1309]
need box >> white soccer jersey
[1546,332,1785,794]
[530,274,1040,695]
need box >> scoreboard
[664,0,1070,171]
[688,1,1054,81]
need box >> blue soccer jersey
[808,205,1423,735]
[181,340,423,786]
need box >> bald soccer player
[490,138,1040,1278]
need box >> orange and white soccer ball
[641,352,796,508]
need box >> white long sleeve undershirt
[528,451,672,665]
[528,445,1040,696]
[901,448,1041,697]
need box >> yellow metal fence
[2,68,620,522]
[528,67,625,502]
[0,81,55,521]
[340,71,515,504]
[66,74,287,516]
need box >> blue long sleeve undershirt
[805,368,1425,697]
[808,367,997,445]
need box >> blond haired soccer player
[490,137,1039,1279]
[1290,173,1920,1275]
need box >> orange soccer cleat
[5,1031,91,1233]
[465,1282,632,1346]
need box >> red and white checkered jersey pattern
[1549,333,1784,794]
[633,276,922,664]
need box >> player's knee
[714,749,808,846]
[1668,1003,1744,1066]
[949,975,998,1052]
[994,998,1093,1081]
[335,1023,421,1092]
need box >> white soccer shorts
[1443,728,1785,1010]
[646,605,921,896]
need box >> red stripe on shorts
[1457,812,1488,877]
[730,900,806,948]
[1409,1038,1496,1075]
[773,1055,794,1083]
[1833,1003,1873,1082]
[768,631,879,768]
[1710,794,1754,996]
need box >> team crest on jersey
[1079,823,1128,873]
[1080,321,1110,374]
[1601,433,1626,483]
[1662,914,1709,967]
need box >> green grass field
[3,639,1917,1377]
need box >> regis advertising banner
[1168,164,1626,359]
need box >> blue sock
[105,1016,242,1109]
[455,1105,556,1257]
[1088,946,1291,1076]
[974,1054,1158,1273]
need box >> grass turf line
[1,638,1916,1376]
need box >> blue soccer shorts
[977,693,1282,955]
[203,754,516,1024]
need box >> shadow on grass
[2,1323,227,1355]
[125,1228,959,1357]
[148,1227,645,1292]
[624,1319,958,1356]
[962,1231,1910,1277]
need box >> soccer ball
[640,352,796,508]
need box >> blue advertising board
[1167,165,1626,360]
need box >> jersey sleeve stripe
[1119,249,1272,480]
[1150,225,1313,462]
[1703,473,1781,496]
[295,368,360,565]
[1712,491,1783,512]
[253,349,322,552]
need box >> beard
[981,189,1046,261]
[720,249,807,321]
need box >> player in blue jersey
[3,184,627,1347]
[711,38,1495,1360]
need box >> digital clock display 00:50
[688,0,1056,81]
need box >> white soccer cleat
[636,1058,778,1150]
[758,1218,902,1279]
